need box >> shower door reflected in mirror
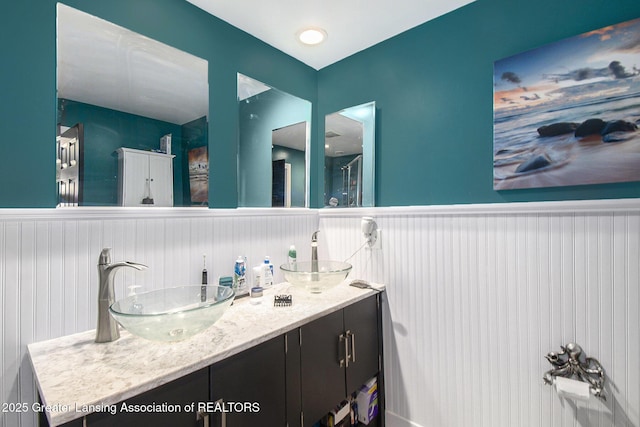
[56,4,209,207]
[237,73,311,208]
[324,102,376,208]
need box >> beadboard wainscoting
[0,208,317,427]
[3,200,640,427]
[319,199,640,427]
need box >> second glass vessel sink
[109,285,234,342]
[280,260,352,293]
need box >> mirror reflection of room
[56,4,209,207]
[324,102,376,208]
[272,122,308,207]
[237,73,311,208]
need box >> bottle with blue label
[262,256,274,287]
[233,256,247,292]
[264,256,274,275]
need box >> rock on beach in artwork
[515,153,552,173]
[510,117,640,174]
[537,122,578,137]
[601,120,638,138]
[537,118,638,140]
[574,118,607,137]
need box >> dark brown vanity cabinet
[299,295,381,427]
[41,294,382,427]
[209,335,288,427]
[84,368,209,427]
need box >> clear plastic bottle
[233,256,247,292]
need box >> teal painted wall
[2,0,640,208]
[59,99,184,206]
[316,0,640,206]
[0,0,316,208]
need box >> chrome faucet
[96,248,147,343]
[311,231,320,273]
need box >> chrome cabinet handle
[201,399,225,427]
[349,331,356,364]
[339,332,348,367]
[197,409,210,427]
[216,399,227,427]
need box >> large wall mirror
[237,73,311,208]
[324,102,376,207]
[56,3,209,207]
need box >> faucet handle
[99,248,112,265]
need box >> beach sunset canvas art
[493,16,640,190]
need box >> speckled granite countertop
[28,282,384,426]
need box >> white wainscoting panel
[319,200,640,427]
[3,200,639,427]
[0,208,317,427]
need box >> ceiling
[272,121,308,151]
[186,0,475,70]
[325,113,364,158]
[57,4,209,125]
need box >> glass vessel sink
[280,261,352,293]
[109,285,234,342]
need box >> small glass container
[250,286,264,305]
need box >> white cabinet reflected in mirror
[56,3,209,207]
[324,102,376,208]
[237,73,311,208]
[116,148,175,207]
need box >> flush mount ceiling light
[297,27,327,45]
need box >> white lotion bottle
[262,258,274,287]
[288,245,297,264]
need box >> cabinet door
[39,410,83,427]
[148,154,173,207]
[121,150,149,206]
[210,336,286,427]
[286,330,302,426]
[344,295,380,394]
[85,368,208,427]
[299,309,346,427]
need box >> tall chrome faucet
[311,231,320,273]
[96,248,147,343]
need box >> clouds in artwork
[501,71,522,85]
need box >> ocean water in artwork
[493,17,640,190]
